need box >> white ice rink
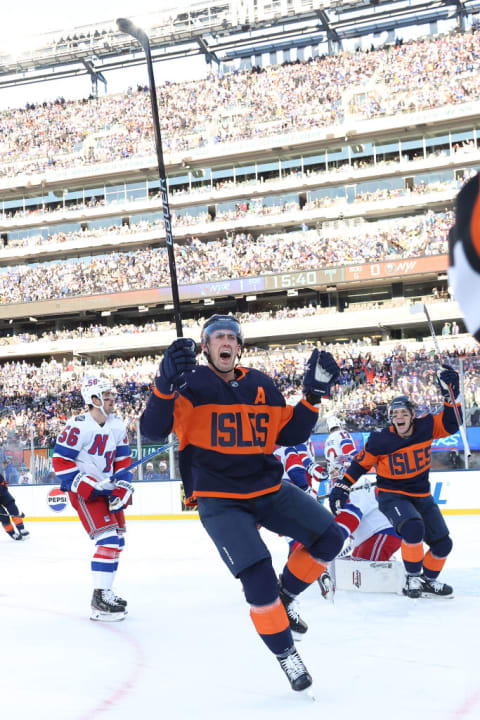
[2,515,479,720]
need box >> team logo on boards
[47,488,69,513]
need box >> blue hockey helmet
[201,314,244,347]
[388,395,415,420]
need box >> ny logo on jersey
[89,434,108,456]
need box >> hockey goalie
[324,416,404,593]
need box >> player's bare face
[101,391,115,415]
[207,330,240,377]
[391,408,413,437]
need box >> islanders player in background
[140,314,344,693]
[329,365,461,599]
[324,416,401,562]
[0,472,29,541]
[52,375,134,621]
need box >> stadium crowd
[0,210,453,306]
[0,31,479,177]
[2,141,474,229]
[1,339,479,455]
[2,203,453,265]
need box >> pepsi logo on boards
[47,488,69,513]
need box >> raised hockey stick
[410,302,471,456]
[116,18,183,337]
[111,440,177,480]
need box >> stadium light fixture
[29,316,38,322]
[204,298,215,305]
[101,310,111,317]
[138,305,149,312]
[287,289,298,297]
[245,295,257,301]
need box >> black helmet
[388,395,415,420]
[201,314,243,347]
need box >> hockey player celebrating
[324,416,401,562]
[329,367,461,599]
[140,314,344,693]
[0,473,29,540]
[52,374,134,621]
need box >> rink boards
[10,469,480,521]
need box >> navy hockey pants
[197,480,337,577]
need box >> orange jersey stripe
[153,386,175,400]
[173,396,293,455]
[377,487,431,498]
[250,599,289,635]
[471,181,480,256]
[432,410,458,439]
[194,483,282,500]
[376,439,432,480]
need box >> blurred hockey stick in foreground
[116,17,183,337]
[317,479,377,502]
[410,302,470,456]
[111,440,178,480]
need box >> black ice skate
[106,588,128,608]
[278,575,308,637]
[276,647,312,692]
[19,529,30,538]
[402,574,423,599]
[420,576,454,599]
[90,589,127,621]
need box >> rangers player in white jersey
[324,416,401,561]
[52,374,134,621]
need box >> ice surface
[1,516,479,720]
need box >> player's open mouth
[220,350,231,359]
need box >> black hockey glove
[156,338,197,394]
[329,481,352,515]
[436,364,460,403]
[302,349,340,404]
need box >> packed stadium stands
[1,10,480,478]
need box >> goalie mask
[326,415,342,433]
[81,375,114,418]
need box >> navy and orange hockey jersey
[343,402,461,497]
[140,364,319,503]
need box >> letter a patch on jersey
[254,387,266,404]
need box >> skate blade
[420,592,454,599]
[292,630,306,642]
[296,684,315,701]
[90,610,126,622]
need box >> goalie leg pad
[335,557,405,594]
